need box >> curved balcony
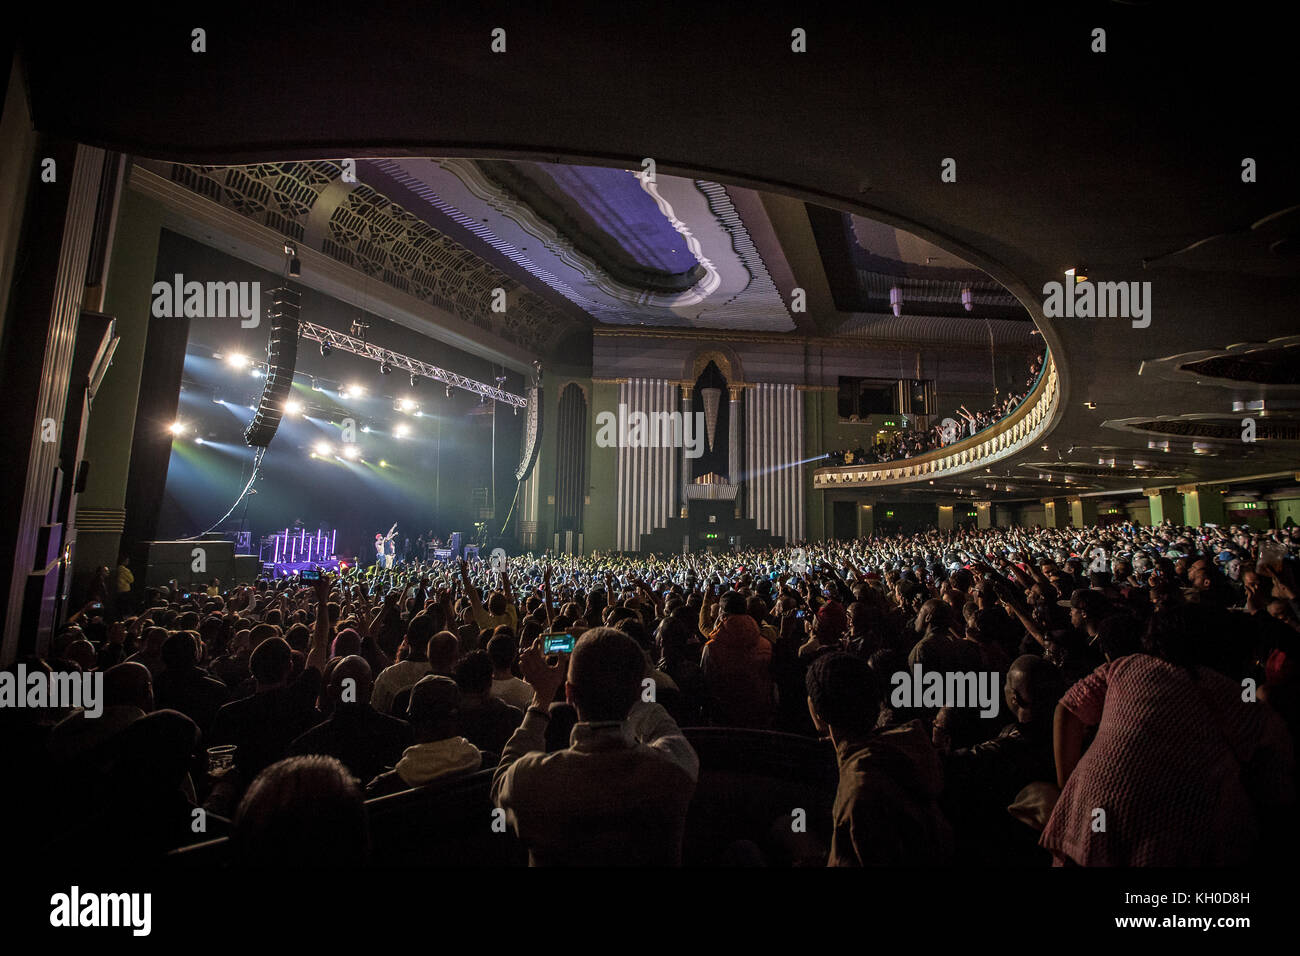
[813,353,1060,489]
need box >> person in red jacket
[700,591,776,728]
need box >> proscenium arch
[685,347,744,387]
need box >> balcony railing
[813,353,1059,489]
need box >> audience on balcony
[828,352,1044,466]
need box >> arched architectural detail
[684,346,744,386]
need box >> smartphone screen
[300,569,320,581]
[542,632,575,654]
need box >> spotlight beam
[297,320,526,407]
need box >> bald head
[1004,655,1065,726]
[64,639,97,672]
[328,655,374,707]
[104,661,153,713]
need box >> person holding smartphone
[491,629,699,866]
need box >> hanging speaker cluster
[244,287,301,448]
[514,383,544,481]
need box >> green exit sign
[881,420,898,427]
[885,510,894,517]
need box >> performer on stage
[375,523,398,569]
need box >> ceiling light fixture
[890,286,903,317]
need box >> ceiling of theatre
[155,157,1029,359]
[64,7,1294,502]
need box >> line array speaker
[244,286,301,448]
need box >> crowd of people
[829,352,1044,466]
[3,515,1296,866]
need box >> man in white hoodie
[365,675,485,798]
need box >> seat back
[681,727,838,865]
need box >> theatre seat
[364,767,525,866]
[167,768,526,866]
[680,727,838,866]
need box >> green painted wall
[585,380,619,552]
[1274,498,1300,529]
[73,187,167,591]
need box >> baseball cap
[407,675,461,723]
[1058,588,1109,615]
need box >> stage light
[890,286,903,317]
[310,377,322,391]
[446,384,453,398]
[313,440,333,456]
[342,443,361,459]
[169,421,186,435]
[393,423,411,439]
[320,342,332,357]
[250,368,263,378]
[361,425,371,433]
[226,353,251,369]
[398,398,417,412]
[195,436,205,445]
[379,362,393,375]
[409,372,418,387]
[961,287,973,312]
[379,460,389,468]
[284,399,303,416]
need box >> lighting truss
[297,320,526,408]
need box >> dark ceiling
[18,3,1299,499]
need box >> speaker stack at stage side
[233,554,261,584]
[136,539,236,590]
[244,287,301,448]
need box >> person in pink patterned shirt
[1041,604,1294,866]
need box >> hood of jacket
[394,737,481,786]
[708,613,767,652]
[837,718,945,803]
